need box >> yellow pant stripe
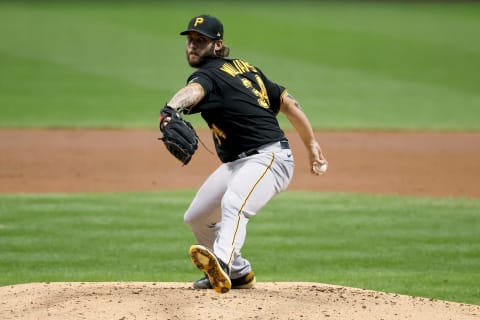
[227,153,275,265]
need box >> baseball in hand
[313,162,328,174]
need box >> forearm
[159,83,205,127]
[286,107,319,150]
[280,93,327,174]
[281,94,321,151]
[167,82,205,111]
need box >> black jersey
[186,58,288,163]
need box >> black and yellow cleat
[193,271,256,290]
[189,245,231,294]
[231,271,256,289]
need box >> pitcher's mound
[1,282,478,320]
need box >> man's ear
[214,40,223,51]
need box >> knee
[183,209,197,226]
[184,207,219,227]
[221,191,255,218]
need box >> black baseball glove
[159,105,198,165]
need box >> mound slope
[1,282,479,320]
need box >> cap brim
[180,29,216,39]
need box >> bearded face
[185,33,217,68]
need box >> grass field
[0,1,479,130]
[1,0,479,307]
[0,192,479,304]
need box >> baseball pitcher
[159,14,328,294]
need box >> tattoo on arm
[168,84,205,112]
[286,93,302,110]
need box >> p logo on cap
[180,14,224,40]
[194,17,204,27]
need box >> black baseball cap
[180,15,224,40]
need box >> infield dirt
[1,129,480,197]
[1,129,480,319]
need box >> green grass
[1,191,479,305]
[0,1,479,130]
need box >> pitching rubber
[189,245,231,294]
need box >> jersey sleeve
[187,72,214,96]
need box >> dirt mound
[1,282,478,320]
